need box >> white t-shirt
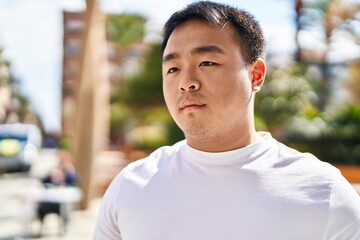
[94,132,360,240]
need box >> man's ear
[251,58,266,93]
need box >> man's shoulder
[272,139,341,178]
[113,140,186,183]
[127,139,185,167]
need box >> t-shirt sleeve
[324,172,360,240]
[93,172,124,240]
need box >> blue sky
[0,0,295,133]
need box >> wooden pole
[74,0,110,209]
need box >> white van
[0,123,42,174]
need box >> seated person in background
[41,150,77,187]
[37,150,78,235]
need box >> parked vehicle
[0,123,42,174]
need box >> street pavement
[0,174,101,240]
[0,149,103,240]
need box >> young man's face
[162,20,265,151]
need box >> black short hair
[161,1,265,65]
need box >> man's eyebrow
[162,45,225,64]
[191,45,225,55]
[162,53,179,64]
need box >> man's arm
[324,173,360,240]
[93,174,123,240]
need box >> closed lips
[180,102,206,110]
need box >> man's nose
[178,70,200,92]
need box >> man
[94,1,360,239]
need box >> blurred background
[0,0,359,239]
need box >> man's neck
[186,129,260,153]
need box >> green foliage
[323,104,360,138]
[0,48,40,126]
[110,41,183,150]
[120,43,164,108]
[287,104,360,165]
[295,0,360,109]
[256,62,360,165]
[110,102,133,132]
[255,63,319,135]
[106,14,146,47]
[126,124,169,151]
[107,13,167,150]
[286,0,360,165]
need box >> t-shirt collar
[182,132,274,165]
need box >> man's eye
[199,61,216,66]
[167,67,179,74]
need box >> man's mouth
[180,102,206,111]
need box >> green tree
[119,43,164,108]
[255,63,320,139]
[106,14,146,48]
[295,0,360,109]
[0,48,42,128]
[106,13,147,148]
[106,13,183,150]
[113,43,184,149]
[255,0,360,165]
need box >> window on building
[66,20,84,34]
[65,40,81,56]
